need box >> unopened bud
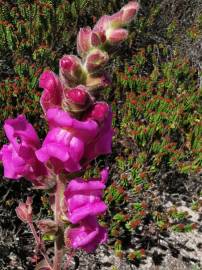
[108,11,123,29]
[88,102,109,124]
[77,27,92,55]
[85,49,109,73]
[93,2,139,32]
[59,55,85,87]
[106,28,128,44]
[86,73,111,93]
[92,30,106,45]
[121,1,140,25]
[101,167,109,184]
[67,86,89,105]
[15,197,33,223]
[60,55,81,74]
[93,15,111,32]
[63,85,92,114]
[77,27,104,56]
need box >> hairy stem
[28,222,53,269]
[53,175,65,270]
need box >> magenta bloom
[35,128,84,173]
[64,169,108,224]
[47,108,99,141]
[83,102,113,162]
[0,115,47,180]
[66,216,107,252]
[39,70,63,113]
[35,108,100,173]
[47,105,113,166]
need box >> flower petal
[39,71,62,112]
[67,201,107,224]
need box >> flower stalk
[0,2,140,269]
[53,175,65,270]
[29,222,53,270]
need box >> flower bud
[108,11,124,29]
[59,55,85,87]
[66,86,89,105]
[100,167,109,184]
[106,28,128,44]
[85,49,109,73]
[93,15,111,32]
[120,1,140,25]
[87,102,109,124]
[86,73,111,92]
[77,27,92,55]
[94,12,124,32]
[63,85,92,114]
[37,219,58,235]
[77,27,104,56]
[93,2,139,32]
[93,30,106,45]
[15,197,33,223]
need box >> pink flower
[47,108,99,141]
[35,127,85,173]
[61,102,113,162]
[64,168,108,224]
[35,108,99,173]
[65,216,107,252]
[0,115,47,180]
[39,70,63,113]
[82,102,113,163]
[36,105,113,173]
[3,115,40,149]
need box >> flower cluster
[0,101,113,188]
[64,168,108,252]
[0,1,139,264]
